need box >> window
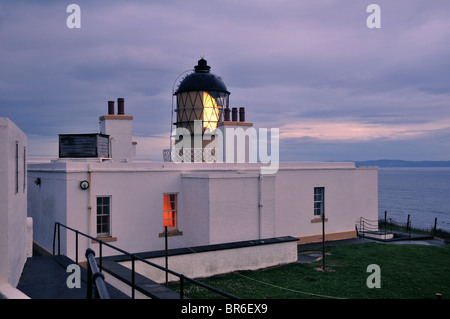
[314,187,325,216]
[97,196,111,237]
[163,193,177,229]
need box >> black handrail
[357,217,380,237]
[53,222,239,299]
[85,248,110,299]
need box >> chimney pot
[232,107,238,122]
[117,98,125,115]
[239,107,245,122]
[224,108,230,121]
[108,101,115,115]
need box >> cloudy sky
[1,0,449,161]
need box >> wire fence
[357,211,450,241]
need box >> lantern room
[173,58,230,134]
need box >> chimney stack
[108,101,115,115]
[118,98,125,115]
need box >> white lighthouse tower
[165,58,253,163]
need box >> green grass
[169,243,450,299]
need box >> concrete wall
[119,238,298,284]
[0,118,29,288]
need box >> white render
[120,240,299,284]
[27,105,378,263]
[0,118,30,289]
[28,159,378,261]
[99,114,134,162]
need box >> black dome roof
[175,59,230,95]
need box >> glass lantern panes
[175,91,229,133]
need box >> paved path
[17,255,129,299]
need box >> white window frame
[163,193,178,230]
[96,195,112,237]
[314,187,325,217]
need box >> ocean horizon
[378,167,450,233]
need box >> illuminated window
[314,187,325,216]
[97,196,111,237]
[202,92,219,131]
[163,193,177,229]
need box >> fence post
[99,241,103,272]
[131,254,135,299]
[180,274,184,300]
[165,226,168,287]
[58,222,61,256]
[53,223,56,255]
[75,230,79,264]
[86,250,93,299]
[360,217,362,234]
[322,211,326,270]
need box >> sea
[378,167,450,233]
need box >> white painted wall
[0,118,29,288]
[181,174,211,246]
[28,161,378,262]
[274,163,378,238]
[99,115,134,162]
[27,163,68,255]
[121,239,298,284]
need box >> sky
[1,0,449,162]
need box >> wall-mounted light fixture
[80,180,89,190]
[34,178,41,186]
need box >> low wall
[115,237,298,284]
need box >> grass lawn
[169,242,450,299]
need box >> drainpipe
[258,173,263,239]
[88,166,92,242]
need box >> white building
[0,118,31,298]
[27,59,378,279]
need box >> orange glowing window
[163,193,177,229]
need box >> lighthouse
[166,58,252,163]
[174,58,229,133]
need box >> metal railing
[357,213,415,239]
[53,222,238,299]
[163,147,217,163]
[357,217,380,237]
[85,248,110,299]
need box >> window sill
[91,236,117,243]
[159,230,183,237]
[311,217,328,223]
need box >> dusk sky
[1,0,449,162]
